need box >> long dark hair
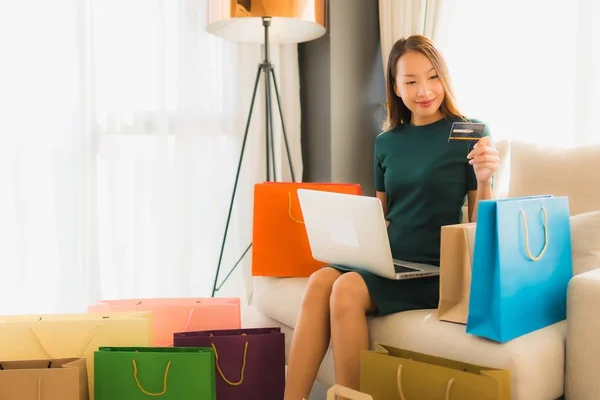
[383,35,464,131]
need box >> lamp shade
[207,0,326,44]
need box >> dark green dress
[330,117,491,316]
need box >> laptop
[296,189,440,280]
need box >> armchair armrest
[566,267,600,400]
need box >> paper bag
[94,346,216,400]
[0,311,152,400]
[437,223,477,324]
[326,385,374,400]
[467,196,572,342]
[88,297,241,346]
[360,344,510,399]
[0,358,88,400]
[173,327,285,400]
[252,182,362,277]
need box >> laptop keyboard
[394,264,419,273]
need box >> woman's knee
[330,272,373,316]
[301,267,342,306]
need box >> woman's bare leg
[329,272,375,392]
[284,267,342,400]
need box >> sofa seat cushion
[254,277,307,329]
[255,277,565,400]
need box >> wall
[299,0,385,195]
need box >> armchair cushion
[508,141,600,216]
[570,211,600,275]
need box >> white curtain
[378,0,442,75]
[434,0,600,147]
[0,0,301,315]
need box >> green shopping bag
[94,346,216,400]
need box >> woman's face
[394,51,444,126]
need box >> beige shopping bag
[327,384,374,399]
[437,222,477,324]
[303,384,374,400]
[0,312,152,400]
[0,358,88,400]
[360,344,510,400]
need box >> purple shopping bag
[173,327,285,400]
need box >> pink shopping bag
[87,298,241,346]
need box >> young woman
[283,35,500,399]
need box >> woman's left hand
[467,136,499,184]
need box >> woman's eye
[430,75,439,80]
[405,81,416,85]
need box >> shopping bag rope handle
[132,359,171,396]
[397,365,454,400]
[30,323,100,359]
[287,192,305,224]
[157,309,196,347]
[520,207,548,262]
[209,333,248,386]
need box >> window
[437,0,600,146]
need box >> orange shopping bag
[87,297,240,346]
[251,182,362,277]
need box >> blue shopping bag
[466,195,572,343]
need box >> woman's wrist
[476,180,493,200]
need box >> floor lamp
[206,0,327,296]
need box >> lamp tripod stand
[211,16,296,297]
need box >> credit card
[448,122,485,142]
